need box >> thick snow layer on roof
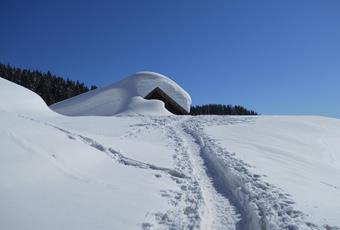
[50,71,191,116]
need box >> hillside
[0,78,339,229]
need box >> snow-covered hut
[50,71,191,116]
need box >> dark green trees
[190,104,257,115]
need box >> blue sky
[1,0,340,117]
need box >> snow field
[2,77,340,229]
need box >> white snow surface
[0,77,52,115]
[49,71,191,116]
[204,116,340,228]
[1,78,340,230]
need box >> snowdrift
[50,71,191,116]
[0,77,53,115]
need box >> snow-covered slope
[0,77,53,115]
[204,116,340,228]
[0,78,203,230]
[50,71,191,116]
[1,77,340,229]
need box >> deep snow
[50,71,191,116]
[204,116,340,228]
[1,77,233,230]
[1,77,340,230]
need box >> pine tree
[190,104,257,116]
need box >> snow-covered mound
[0,77,52,115]
[50,71,191,116]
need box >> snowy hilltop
[1,76,340,230]
[50,71,191,116]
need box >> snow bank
[50,71,191,116]
[0,77,52,115]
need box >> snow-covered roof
[50,71,192,116]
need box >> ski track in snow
[142,116,333,230]
[184,116,340,230]
[18,115,186,179]
[17,114,340,230]
[144,116,238,230]
[17,115,214,229]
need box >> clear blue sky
[1,0,340,117]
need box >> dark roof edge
[144,87,189,114]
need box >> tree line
[190,104,257,115]
[0,63,257,115]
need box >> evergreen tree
[190,104,257,116]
